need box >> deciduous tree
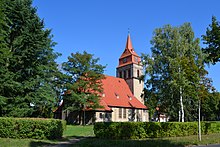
[62,51,106,121]
[142,23,207,122]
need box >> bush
[94,121,220,139]
[0,117,66,139]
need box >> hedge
[94,121,220,139]
[0,117,66,139]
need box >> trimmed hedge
[0,117,66,139]
[94,121,220,139]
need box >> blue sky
[33,0,220,91]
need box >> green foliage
[94,122,220,139]
[202,16,220,64]
[0,0,61,117]
[0,117,66,139]
[201,90,220,121]
[62,51,106,114]
[0,0,10,112]
[142,23,208,121]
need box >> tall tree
[0,0,61,117]
[0,0,10,113]
[202,16,220,64]
[62,51,106,121]
[142,23,207,122]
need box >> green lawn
[63,125,95,138]
[0,125,94,147]
[0,125,220,147]
[0,138,57,147]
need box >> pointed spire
[125,31,133,50]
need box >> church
[94,34,149,122]
[55,34,149,124]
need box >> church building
[55,34,149,124]
[94,34,149,122]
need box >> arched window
[137,70,140,77]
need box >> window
[128,69,131,78]
[123,58,127,63]
[137,70,140,77]
[119,71,122,78]
[127,95,132,100]
[115,93,119,99]
[128,109,135,121]
[119,108,122,118]
[105,112,112,122]
[99,113,103,119]
[123,108,126,118]
[124,70,127,79]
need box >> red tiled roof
[54,75,147,113]
[96,99,112,111]
[99,75,147,109]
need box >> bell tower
[116,34,144,104]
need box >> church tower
[116,34,144,104]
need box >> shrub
[94,121,220,139]
[0,117,66,139]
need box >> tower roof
[118,34,141,67]
[120,34,138,58]
[125,33,133,50]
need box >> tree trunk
[180,87,184,122]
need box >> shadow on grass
[29,137,90,147]
[64,135,92,139]
[74,137,186,147]
[28,137,187,147]
[29,140,57,147]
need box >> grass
[75,133,220,147]
[0,138,57,147]
[63,125,95,138]
[0,125,220,147]
[0,125,95,147]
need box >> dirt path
[45,137,85,147]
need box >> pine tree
[1,0,61,117]
[0,0,10,114]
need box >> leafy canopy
[142,23,208,121]
[62,51,106,111]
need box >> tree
[62,51,106,123]
[0,0,61,117]
[142,23,207,122]
[0,0,10,113]
[199,77,220,121]
[202,16,220,64]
